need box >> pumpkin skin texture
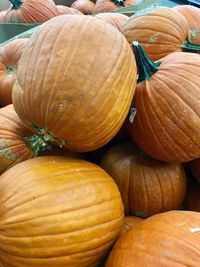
[13,15,137,153]
[105,210,200,267]
[189,158,200,182]
[95,13,129,32]
[0,38,29,106]
[56,5,83,15]
[0,156,124,267]
[94,0,136,14]
[128,44,200,163]
[100,142,187,217]
[121,216,143,235]
[185,181,200,212]
[0,11,6,22]
[122,7,190,61]
[71,0,95,15]
[172,5,200,44]
[6,0,58,23]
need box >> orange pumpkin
[56,5,83,15]
[122,7,200,61]
[71,0,95,14]
[13,15,137,153]
[128,42,200,163]
[0,11,6,22]
[101,141,187,217]
[173,5,200,44]
[0,156,124,267]
[121,216,143,235]
[189,158,200,182]
[0,38,28,106]
[95,13,129,32]
[185,181,200,212]
[6,0,58,23]
[94,0,136,14]
[105,210,200,267]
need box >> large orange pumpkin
[95,13,129,32]
[101,141,187,217]
[106,210,200,267]
[0,38,29,106]
[185,181,200,212]
[0,156,124,267]
[94,0,136,14]
[71,0,96,14]
[173,5,200,44]
[13,15,137,152]
[189,158,200,182]
[56,5,83,15]
[5,0,58,23]
[122,7,200,61]
[128,42,200,163]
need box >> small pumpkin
[56,5,83,15]
[0,38,29,106]
[106,210,200,267]
[94,0,136,14]
[5,0,58,23]
[173,5,200,44]
[0,11,6,22]
[128,42,200,163]
[0,156,124,267]
[122,7,200,61]
[101,141,187,217]
[95,13,129,32]
[121,216,143,235]
[185,181,200,212]
[71,0,95,14]
[189,158,200,182]
[13,15,137,152]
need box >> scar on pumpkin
[148,32,160,44]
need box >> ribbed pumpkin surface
[101,142,186,217]
[95,13,129,32]
[106,211,200,267]
[0,156,124,267]
[122,7,188,61]
[13,15,137,152]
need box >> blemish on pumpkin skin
[0,140,15,161]
[189,28,200,40]
[148,32,160,44]
[190,227,200,233]
[59,98,72,113]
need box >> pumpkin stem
[9,0,22,9]
[24,135,52,157]
[182,38,200,53]
[112,0,125,7]
[132,41,160,82]
[7,65,14,75]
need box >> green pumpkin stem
[112,0,125,7]
[7,65,14,75]
[9,0,22,9]
[181,38,200,53]
[24,135,52,157]
[132,41,160,82]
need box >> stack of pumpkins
[0,4,200,267]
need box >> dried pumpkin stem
[182,38,200,53]
[9,0,22,9]
[24,135,52,157]
[112,0,125,7]
[132,41,161,82]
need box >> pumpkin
[189,158,200,182]
[95,13,129,32]
[0,11,6,22]
[0,156,124,267]
[13,15,137,152]
[56,5,83,15]
[71,0,95,14]
[0,38,29,106]
[128,42,200,163]
[185,181,200,212]
[173,5,200,44]
[94,0,136,14]
[122,7,200,61]
[101,141,187,217]
[121,216,143,235]
[105,210,200,267]
[5,0,58,23]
